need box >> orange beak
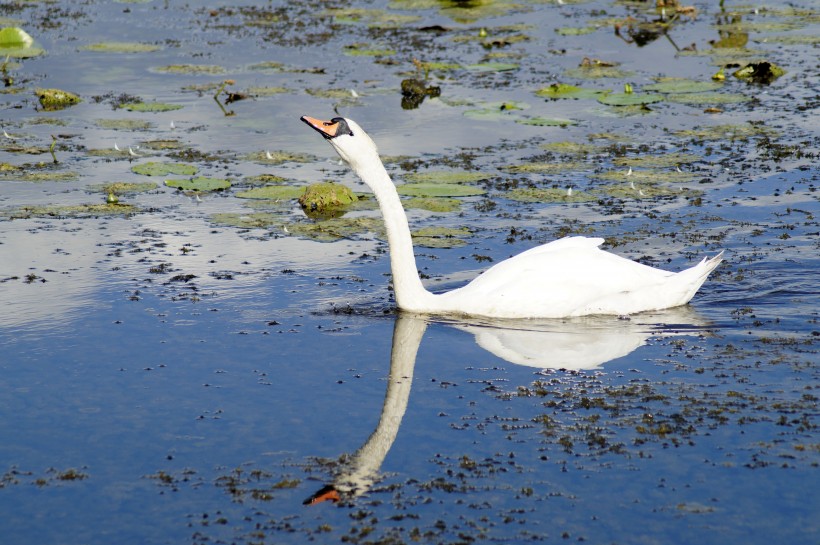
[301,115,341,139]
[303,484,341,506]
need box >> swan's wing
[447,237,676,317]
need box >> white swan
[301,115,723,319]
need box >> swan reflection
[305,306,711,504]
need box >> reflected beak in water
[302,484,341,506]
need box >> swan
[301,115,723,319]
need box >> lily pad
[515,117,578,127]
[119,101,183,113]
[0,27,44,58]
[507,187,596,203]
[535,83,608,100]
[733,61,786,84]
[412,226,471,248]
[674,123,778,141]
[96,119,153,131]
[464,62,519,72]
[80,42,162,53]
[35,88,81,111]
[1,202,139,220]
[132,161,197,176]
[594,169,699,184]
[613,153,701,168]
[87,181,158,194]
[247,86,289,97]
[235,185,305,200]
[165,177,231,191]
[398,183,486,197]
[555,26,597,36]
[597,92,664,107]
[343,43,395,57]
[501,161,585,174]
[664,92,751,105]
[464,101,530,120]
[404,171,489,184]
[286,216,384,242]
[602,184,703,200]
[154,64,226,75]
[246,150,316,164]
[210,212,286,230]
[541,142,604,155]
[404,197,461,213]
[643,79,724,94]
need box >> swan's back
[435,237,722,319]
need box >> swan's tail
[673,250,724,305]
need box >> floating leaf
[613,153,701,168]
[87,181,158,194]
[664,92,751,105]
[412,226,472,248]
[245,150,316,164]
[235,185,305,200]
[80,42,161,53]
[555,26,596,36]
[398,183,486,197]
[541,141,604,155]
[501,161,585,173]
[465,62,519,72]
[343,43,395,56]
[155,64,225,75]
[464,101,530,121]
[132,161,197,176]
[210,212,286,229]
[286,216,384,242]
[1,202,139,219]
[404,171,489,184]
[0,27,44,58]
[165,177,231,191]
[404,197,461,213]
[96,119,153,131]
[733,61,786,84]
[535,83,608,100]
[597,92,664,106]
[603,184,703,200]
[506,188,596,203]
[643,79,724,94]
[594,169,698,184]
[119,101,183,113]
[515,117,577,127]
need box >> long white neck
[351,159,433,310]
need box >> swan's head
[301,115,379,172]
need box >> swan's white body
[301,116,723,319]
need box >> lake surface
[0,0,817,544]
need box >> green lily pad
[35,88,81,111]
[165,177,231,191]
[465,62,519,72]
[119,101,183,113]
[674,123,778,141]
[404,171,489,184]
[404,197,461,213]
[733,61,786,84]
[235,185,306,200]
[154,64,226,75]
[96,119,153,131]
[598,92,664,106]
[247,86,289,96]
[306,88,359,100]
[594,169,698,184]
[643,79,724,94]
[664,92,751,105]
[210,212,286,229]
[343,43,395,56]
[245,150,316,164]
[515,117,578,127]
[0,170,79,182]
[541,141,604,155]
[132,161,197,176]
[0,27,44,58]
[565,65,633,79]
[286,216,384,242]
[613,153,701,168]
[323,8,421,27]
[87,181,158,194]
[412,226,471,248]
[240,174,289,187]
[507,187,596,203]
[501,161,585,174]
[80,42,162,53]
[464,101,530,120]
[603,184,703,200]
[398,183,486,197]
[555,26,597,36]
[535,83,608,100]
[1,202,139,220]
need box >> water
[0,0,817,543]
